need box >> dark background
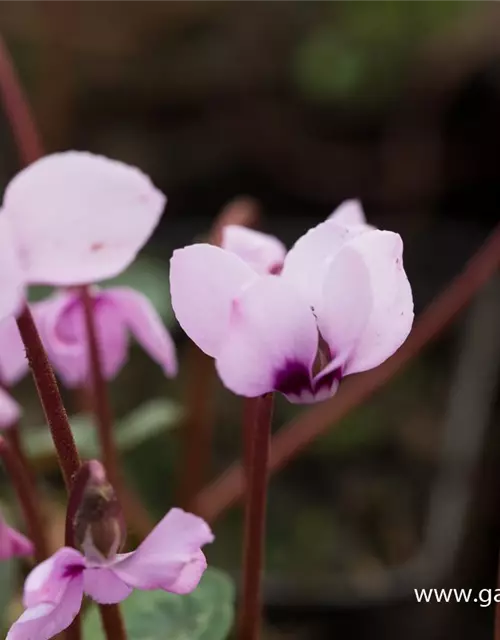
[1,2,500,638]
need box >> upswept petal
[328,199,367,227]
[343,230,414,375]
[314,244,372,366]
[7,576,84,640]
[0,216,25,321]
[3,151,166,285]
[215,276,318,398]
[34,289,128,386]
[221,225,286,274]
[110,508,213,592]
[170,244,255,357]
[167,550,207,595]
[0,388,20,430]
[0,515,33,559]
[281,219,364,310]
[0,317,28,385]
[83,566,133,604]
[103,287,177,376]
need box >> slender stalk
[0,436,49,562]
[79,287,153,539]
[16,305,80,491]
[99,605,127,640]
[195,222,500,524]
[238,393,274,640]
[5,426,37,493]
[0,35,43,165]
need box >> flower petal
[0,514,33,559]
[4,151,166,285]
[221,225,286,274]
[83,567,133,604]
[23,547,85,608]
[0,317,29,385]
[8,576,84,640]
[170,244,255,357]
[281,220,364,311]
[103,287,177,376]
[215,276,318,398]
[0,388,20,430]
[344,230,414,374]
[110,508,213,592]
[34,289,128,387]
[168,550,207,595]
[0,216,25,320]
[314,245,372,365]
[328,199,367,227]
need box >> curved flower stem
[195,222,500,523]
[79,287,153,540]
[0,436,49,562]
[16,305,80,491]
[179,197,260,511]
[99,604,127,640]
[238,393,274,640]
[0,35,43,165]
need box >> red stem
[195,222,500,523]
[0,436,49,562]
[0,35,43,165]
[16,306,80,491]
[238,393,274,640]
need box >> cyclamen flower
[0,510,33,559]
[34,286,177,386]
[0,389,20,430]
[170,200,413,403]
[0,151,166,321]
[7,508,214,640]
[0,317,29,386]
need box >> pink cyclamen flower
[33,286,177,387]
[221,225,286,274]
[170,201,413,403]
[0,510,33,559]
[0,316,29,386]
[0,151,166,323]
[7,508,214,640]
[0,388,20,430]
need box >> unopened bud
[66,460,126,562]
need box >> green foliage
[24,398,183,464]
[83,568,235,640]
[0,559,14,632]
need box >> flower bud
[67,460,126,562]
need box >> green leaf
[0,559,14,631]
[24,398,182,464]
[83,568,235,640]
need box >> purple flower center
[63,563,85,579]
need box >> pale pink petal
[103,287,177,376]
[83,567,133,604]
[167,550,207,595]
[110,508,213,592]
[3,151,166,285]
[23,547,85,608]
[0,388,20,430]
[170,245,255,357]
[281,220,364,311]
[215,276,318,398]
[8,576,84,640]
[34,289,128,387]
[314,245,372,365]
[0,514,33,559]
[0,317,28,385]
[328,199,367,227]
[0,216,25,320]
[344,230,414,375]
[221,225,286,274]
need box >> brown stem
[0,435,49,562]
[99,604,127,640]
[79,287,153,539]
[238,393,274,640]
[195,223,500,523]
[16,305,80,491]
[0,35,43,165]
[5,426,37,494]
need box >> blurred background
[0,2,500,639]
